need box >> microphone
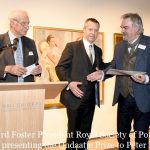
[12,38,19,51]
[0,38,19,51]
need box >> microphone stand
[0,38,18,51]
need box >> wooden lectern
[0,81,67,150]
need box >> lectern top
[0,81,68,99]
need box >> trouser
[66,103,95,150]
[117,94,150,150]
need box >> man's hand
[68,81,84,98]
[5,65,27,76]
[31,65,42,75]
[87,67,104,82]
[131,74,145,84]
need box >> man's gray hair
[121,13,144,34]
[8,9,28,21]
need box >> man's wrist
[4,66,11,73]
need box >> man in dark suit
[87,13,150,150]
[56,18,108,149]
[0,9,41,82]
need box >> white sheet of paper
[106,69,146,76]
[22,64,36,78]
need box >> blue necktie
[14,38,24,82]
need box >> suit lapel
[94,45,100,68]
[3,33,11,45]
[21,37,29,66]
[118,41,128,69]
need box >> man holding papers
[87,13,150,150]
[0,10,41,82]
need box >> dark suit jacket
[0,32,39,82]
[107,34,150,113]
[56,40,108,110]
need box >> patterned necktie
[14,38,24,82]
[89,45,93,64]
[128,43,136,55]
[128,37,140,55]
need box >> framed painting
[113,33,123,47]
[33,26,105,108]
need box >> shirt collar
[128,35,140,44]
[83,38,93,49]
[8,31,18,43]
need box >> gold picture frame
[114,33,123,47]
[33,26,105,108]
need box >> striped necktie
[128,37,140,55]
[14,38,24,82]
[89,45,93,64]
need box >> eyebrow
[120,26,129,29]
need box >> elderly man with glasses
[0,9,41,82]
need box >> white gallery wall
[0,0,150,146]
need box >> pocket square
[29,51,34,55]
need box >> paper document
[106,69,146,76]
[22,64,36,78]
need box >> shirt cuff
[98,71,104,82]
[4,73,6,77]
[144,74,149,84]
[66,86,70,90]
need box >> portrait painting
[33,26,104,108]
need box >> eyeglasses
[13,19,31,28]
[120,25,130,30]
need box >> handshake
[87,67,104,82]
